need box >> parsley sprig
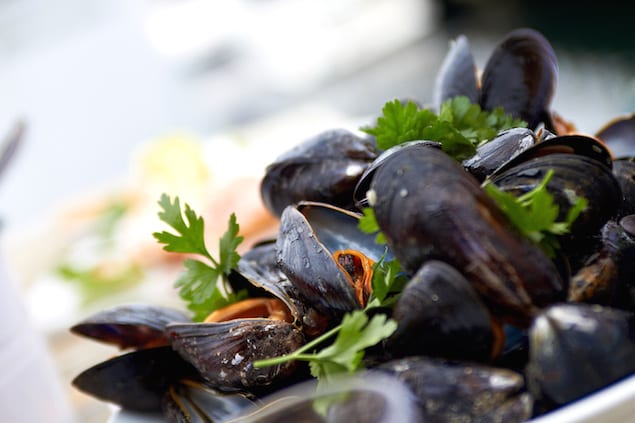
[362,96,526,161]
[483,169,588,257]
[254,256,403,382]
[153,194,245,321]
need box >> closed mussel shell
[387,260,499,362]
[167,319,305,390]
[260,129,377,217]
[376,356,532,423]
[369,143,563,327]
[527,303,635,409]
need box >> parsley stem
[253,323,342,368]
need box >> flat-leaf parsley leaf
[483,169,588,257]
[362,96,526,161]
[153,194,245,321]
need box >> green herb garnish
[153,194,245,321]
[362,96,526,160]
[57,262,144,305]
[483,169,588,257]
[358,207,386,245]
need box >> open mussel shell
[229,372,421,423]
[237,241,310,330]
[527,303,635,409]
[387,260,500,362]
[260,129,377,217]
[72,346,198,412]
[296,201,389,262]
[489,152,622,238]
[369,143,563,327]
[479,28,558,130]
[276,204,361,318]
[376,356,532,423]
[166,319,305,390]
[463,127,537,182]
[596,113,635,158]
[433,34,479,111]
[488,134,614,178]
[162,378,256,423]
[70,304,191,349]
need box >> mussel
[275,202,387,322]
[162,378,256,423]
[613,158,635,216]
[72,346,198,412]
[367,142,564,327]
[376,356,532,423]
[435,28,558,130]
[527,303,635,411]
[167,319,305,391]
[70,304,191,349]
[260,129,377,217]
[596,113,635,158]
[568,217,635,308]
[387,260,502,362]
[462,127,537,182]
[489,152,621,239]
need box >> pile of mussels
[71,28,635,422]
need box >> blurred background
[0,0,633,421]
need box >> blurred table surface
[0,1,633,422]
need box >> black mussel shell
[296,201,390,262]
[463,127,536,182]
[387,260,499,362]
[70,304,191,349]
[596,113,635,158]
[376,356,532,423]
[489,134,614,178]
[237,241,308,329]
[527,303,635,408]
[72,346,198,412]
[167,319,305,390]
[433,35,479,111]
[369,143,563,327]
[276,205,359,318]
[567,218,635,305]
[162,378,256,423]
[260,129,377,217]
[353,141,441,209]
[489,153,621,238]
[480,28,558,130]
[613,158,635,216]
